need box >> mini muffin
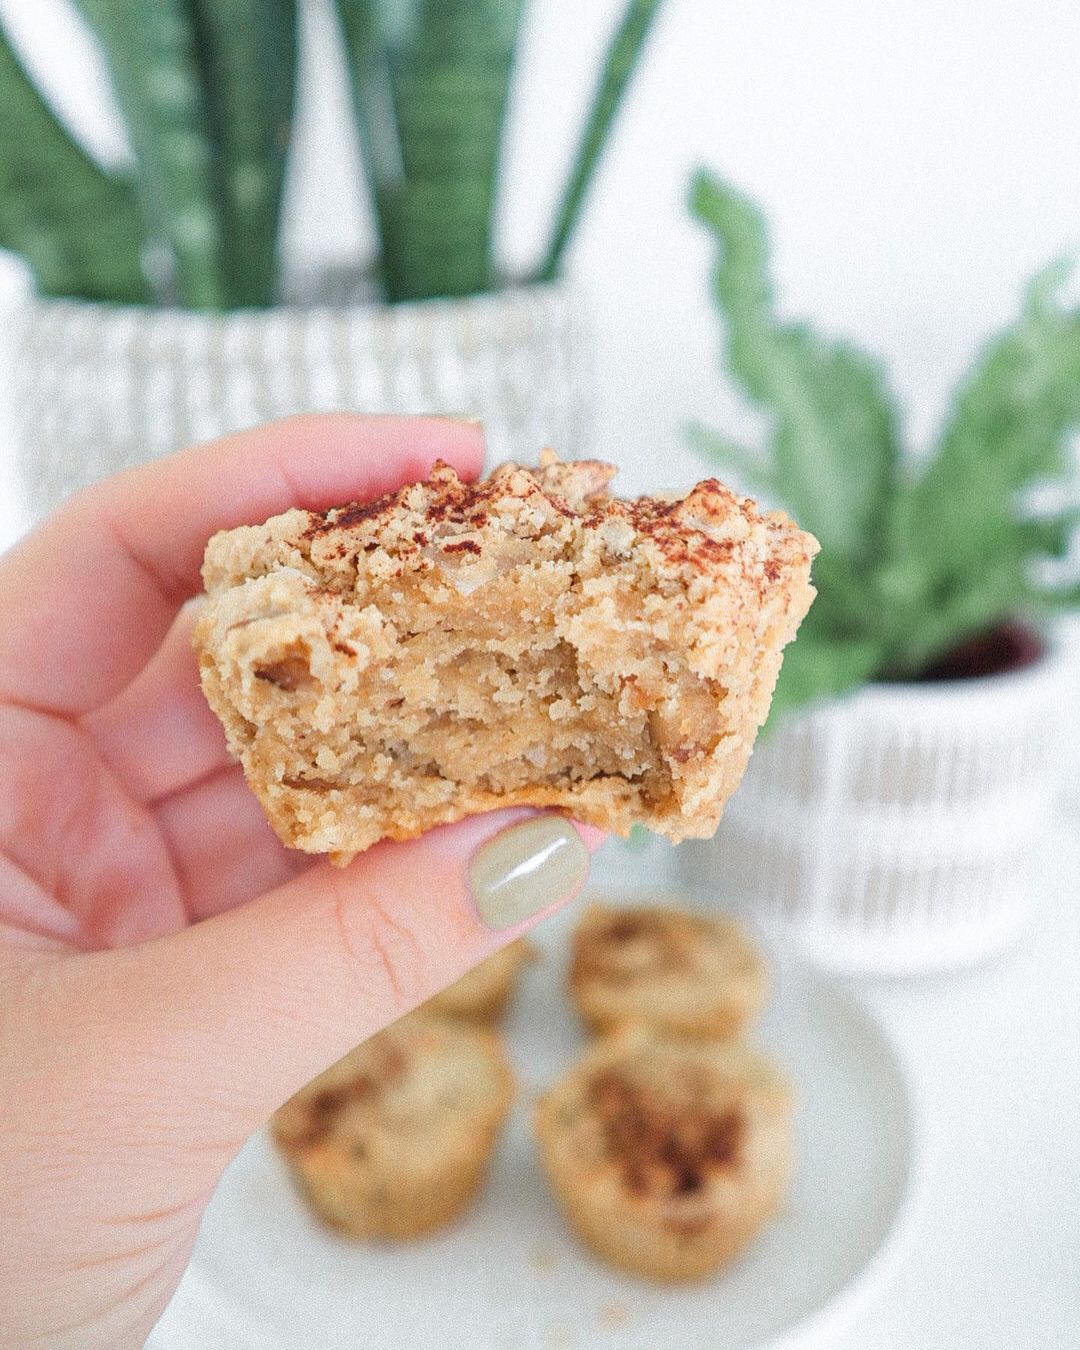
[423,939,535,1023]
[569,902,767,1040]
[271,1014,514,1239]
[536,1030,792,1282]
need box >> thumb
[69,811,600,1145]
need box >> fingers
[0,414,486,717]
[154,763,311,921]
[82,603,230,805]
[0,702,187,951]
[65,811,603,1146]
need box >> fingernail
[469,817,589,931]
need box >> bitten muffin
[569,902,767,1040]
[271,1014,514,1239]
[194,452,816,861]
[535,1030,792,1282]
[423,939,535,1023]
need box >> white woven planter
[682,647,1068,974]
[9,276,590,517]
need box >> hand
[0,415,602,1349]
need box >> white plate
[149,901,920,1350]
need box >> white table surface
[0,474,1076,1349]
[830,815,1080,1350]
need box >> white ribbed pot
[9,273,591,518]
[681,645,1069,975]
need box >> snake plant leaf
[765,623,884,728]
[537,0,664,283]
[1031,578,1080,611]
[77,0,227,309]
[189,0,298,308]
[900,261,1080,587]
[881,541,1044,679]
[338,0,525,302]
[1016,507,1080,561]
[331,0,383,227]
[690,169,902,568]
[690,167,1080,716]
[0,23,148,302]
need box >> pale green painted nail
[469,817,589,931]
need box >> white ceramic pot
[681,644,1070,974]
[9,274,591,517]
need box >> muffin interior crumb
[195,453,817,854]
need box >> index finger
[0,413,485,716]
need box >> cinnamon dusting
[587,1069,741,1199]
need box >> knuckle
[328,874,429,1017]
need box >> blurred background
[3,0,1080,513]
[0,2,1078,1345]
